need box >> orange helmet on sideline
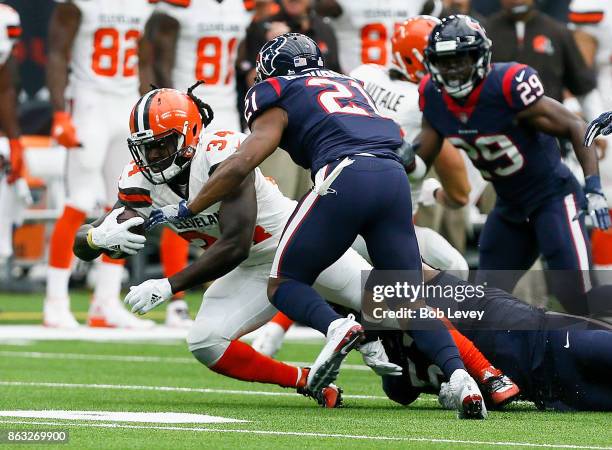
[127,85,210,184]
[391,15,441,84]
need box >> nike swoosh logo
[515,70,525,83]
[564,331,570,349]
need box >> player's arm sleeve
[117,163,154,213]
[500,64,549,112]
[244,79,285,130]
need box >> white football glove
[418,178,442,207]
[124,278,173,315]
[359,339,403,376]
[88,207,146,255]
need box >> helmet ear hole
[192,124,198,136]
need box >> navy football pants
[478,193,592,314]
[270,156,464,378]
[542,314,612,411]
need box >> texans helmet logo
[257,35,289,79]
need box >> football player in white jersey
[569,0,612,276]
[147,0,251,131]
[44,0,155,329]
[0,4,27,262]
[253,16,471,357]
[73,86,373,407]
[73,86,517,414]
[316,0,428,73]
[143,0,252,326]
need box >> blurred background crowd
[0,0,611,327]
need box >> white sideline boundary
[0,325,323,342]
[0,419,609,449]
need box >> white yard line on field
[0,419,608,449]
[0,350,371,371]
[0,380,389,401]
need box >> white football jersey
[155,0,251,130]
[331,0,426,73]
[0,4,19,66]
[350,64,424,209]
[569,0,612,103]
[55,0,153,94]
[118,130,295,266]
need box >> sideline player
[44,0,155,328]
[147,33,487,418]
[417,15,610,315]
[315,0,427,73]
[379,265,612,412]
[253,16,472,358]
[0,4,28,263]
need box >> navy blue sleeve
[244,78,285,129]
[500,63,545,111]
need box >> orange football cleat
[479,366,521,408]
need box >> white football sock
[92,262,123,305]
[46,267,71,302]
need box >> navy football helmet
[424,15,492,98]
[255,32,324,83]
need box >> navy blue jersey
[244,69,403,174]
[420,63,576,218]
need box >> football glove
[585,111,612,147]
[124,278,173,314]
[51,111,81,148]
[87,207,146,255]
[7,138,24,184]
[359,339,403,377]
[145,199,194,230]
[418,178,442,207]
[584,175,611,230]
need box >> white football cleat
[43,298,79,329]
[439,368,487,419]
[252,321,287,357]
[165,299,193,329]
[307,314,364,392]
[88,299,155,329]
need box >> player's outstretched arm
[185,107,286,215]
[518,97,610,229]
[168,172,257,293]
[517,96,597,178]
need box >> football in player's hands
[101,207,145,259]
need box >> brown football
[116,207,145,236]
